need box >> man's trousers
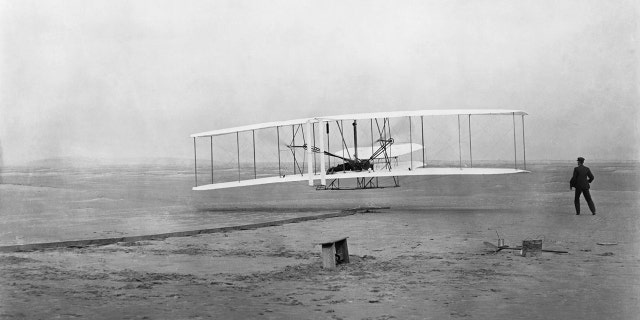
[574,188,596,214]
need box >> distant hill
[24,157,194,168]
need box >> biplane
[191,109,529,191]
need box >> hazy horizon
[2,155,637,169]
[1,0,638,166]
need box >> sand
[0,161,639,319]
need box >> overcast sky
[0,0,638,165]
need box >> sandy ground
[0,162,639,319]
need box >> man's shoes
[592,212,596,215]
[576,213,580,215]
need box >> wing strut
[458,115,462,169]
[368,138,394,161]
[522,115,527,170]
[252,130,257,179]
[326,122,331,169]
[374,118,393,171]
[318,120,326,186]
[352,120,359,160]
[236,132,241,182]
[469,115,473,168]
[421,115,426,167]
[306,120,313,186]
[291,125,297,175]
[276,126,282,177]
[370,119,374,158]
[290,125,305,176]
[335,120,352,161]
[193,137,198,187]
[409,116,413,169]
[312,123,317,174]
[512,112,517,169]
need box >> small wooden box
[316,237,349,269]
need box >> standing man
[570,157,596,215]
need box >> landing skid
[316,176,400,190]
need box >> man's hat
[577,157,585,162]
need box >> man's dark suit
[571,164,596,214]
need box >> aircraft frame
[191,109,529,191]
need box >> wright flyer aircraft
[191,109,529,191]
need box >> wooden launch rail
[0,211,359,253]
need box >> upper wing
[190,109,528,138]
[191,117,312,138]
[317,109,527,122]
